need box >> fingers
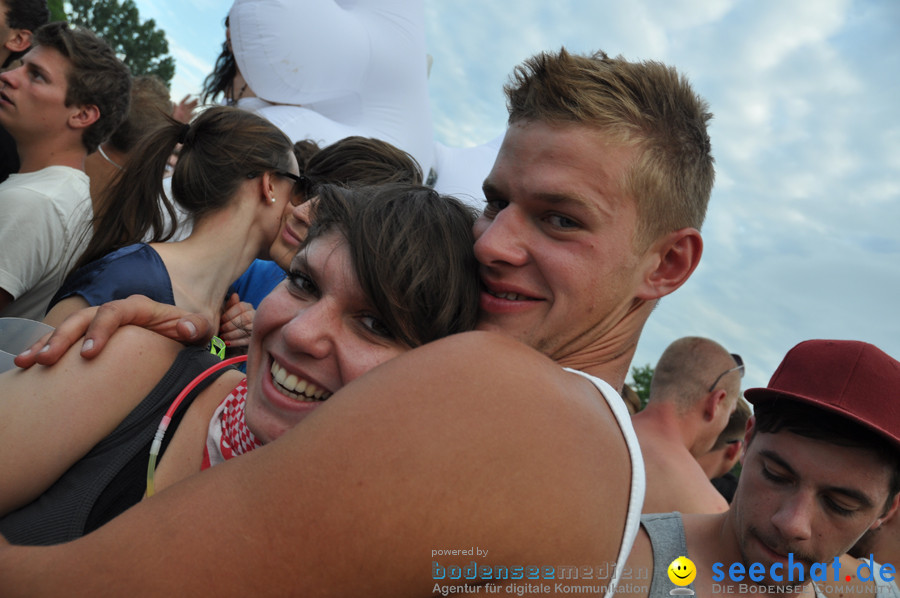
[219,294,254,348]
[13,330,58,368]
[13,296,215,368]
[172,95,199,123]
[13,306,102,367]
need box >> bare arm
[0,332,633,596]
[41,295,91,328]
[14,295,213,369]
[0,326,183,515]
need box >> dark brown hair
[33,22,131,153]
[304,136,422,187]
[73,106,294,273]
[751,399,900,513]
[306,184,479,347]
[2,0,49,68]
[106,75,172,154]
[200,15,237,105]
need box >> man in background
[632,337,743,513]
[0,0,49,182]
[0,22,130,319]
[697,396,752,502]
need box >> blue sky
[131,0,900,390]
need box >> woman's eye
[360,314,394,339]
[286,270,317,296]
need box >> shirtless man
[632,337,742,513]
[1,48,714,596]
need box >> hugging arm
[14,295,214,368]
[0,326,184,516]
[0,332,632,596]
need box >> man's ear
[4,29,33,54]
[635,227,703,300]
[703,389,727,421]
[724,440,742,462]
[871,493,899,530]
[68,104,100,130]
[739,415,756,465]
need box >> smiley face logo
[667,556,697,586]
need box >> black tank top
[0,346,231,545]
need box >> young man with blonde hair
[2,48,715,596]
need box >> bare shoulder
[379,330,607,410]
[153,369,244,494]
[208,330,634,592]
[269,330,636,579]
[0,331,638,595]
[641,449,729,514]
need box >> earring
[270,196,277,204]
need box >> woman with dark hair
[200,16,253,106]
[0,183,479,545]
[225,134,424,323]
[43,106,297,331]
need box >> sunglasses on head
[708,353,744,392]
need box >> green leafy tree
[48,0,66,21]
[627,363,654,410]
[66,0,175,87]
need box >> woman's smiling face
[244,231,410,443]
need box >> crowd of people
[0,2,898,597]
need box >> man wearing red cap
[617,339,900,598]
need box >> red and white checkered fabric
[202,379,262,470]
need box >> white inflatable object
[431,134,504,211]
[229,0,435,175]
[228,0,500,210]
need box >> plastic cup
[0,317,55,373]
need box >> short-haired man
[619,339,900,598]
[0,22,131,320]
[632,337,743,513]
[0,0,49,181]
[1,48,714,596]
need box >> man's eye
[482,198,508,217]
[547,214,580,229]
[824,497,855,517]
[761,465,788,484]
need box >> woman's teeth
[490,290,528,301]
[270,361,332,402]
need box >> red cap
[744,339,900,448]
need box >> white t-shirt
[0,166,92,320]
